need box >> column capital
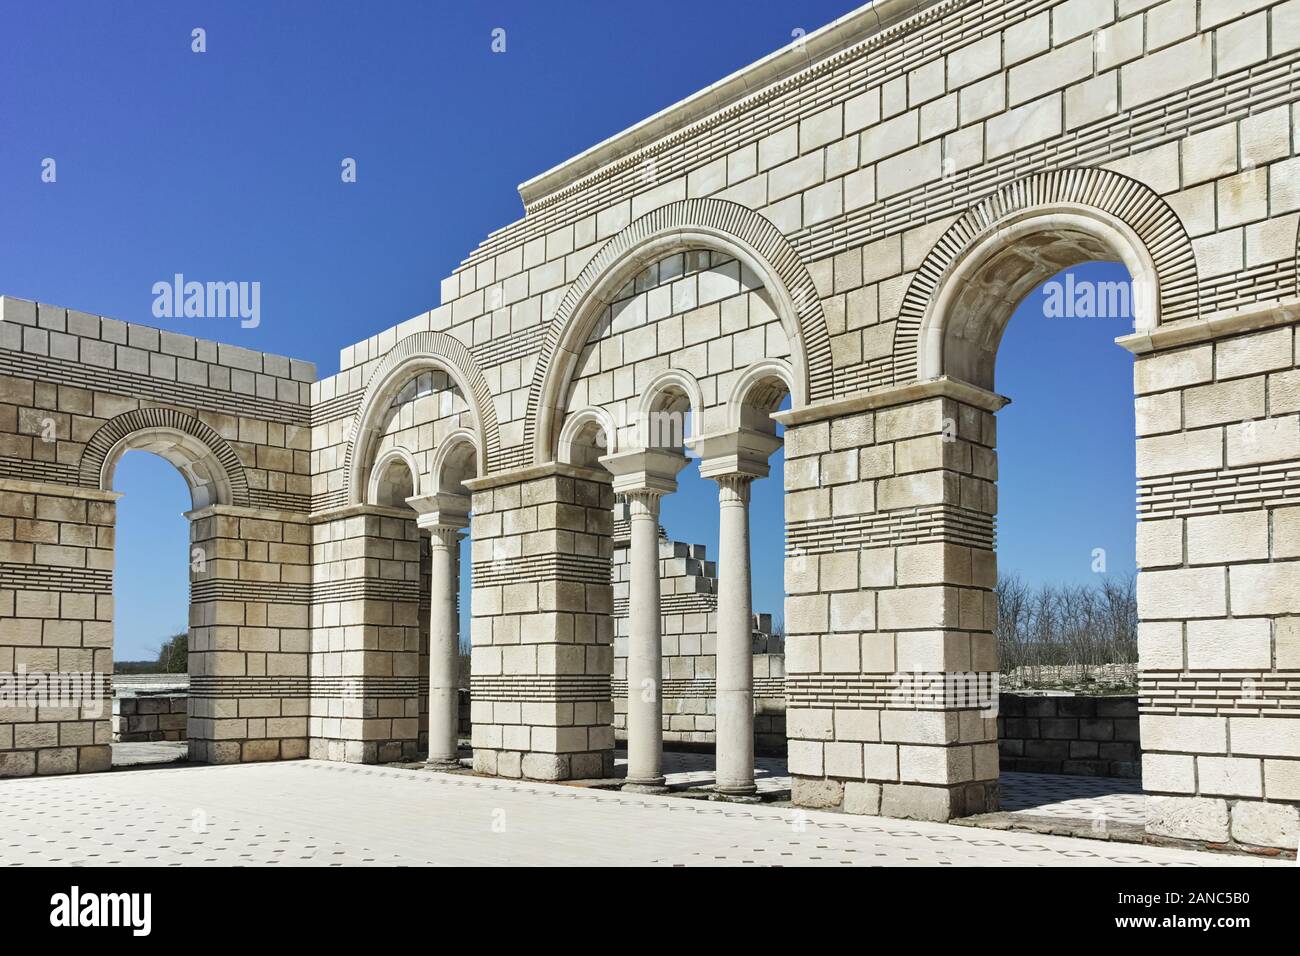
[690,427,782,481]
[406,492,470,531]
[598,447,688,497]
[713,473,753,504]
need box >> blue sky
[0,2,1136,659]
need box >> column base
[714,782,758,797]
[425,757,463,772]
[710,789,762,804]
[623,777,669,794]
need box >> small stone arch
[724,358,795,433]
[429,427,480,497]
[80,407,249,509]
[526,198,835,464]
[366,445,422,508]
[345,331,498,506]
[557,406,618,468]
[635,368,705,449]
[893,168,1199,387]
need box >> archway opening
[939,238,1144,829]
[109,449,201,769]
[556,242,798,794]
[356,365,477,766]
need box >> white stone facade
[2,0,1298,850]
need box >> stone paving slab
[111,741,189,768]
[0,760,1281,867]
[998,771,1146,826]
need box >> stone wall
[1131,316,1300,849]
[0,298,316,774]
[466,467,616,780]
[0,482,115,776]
[998,694,1140,778]
[113,696,188,742]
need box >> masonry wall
[0,482,115,775]
[1133,319,1300,850]
[0,296,315,776]
[998,694,1140,778]
[468,468,616,780]
[114,696,188,743]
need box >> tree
[156,632,188,674]
[994,573,1136,688]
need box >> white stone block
[1142,752,1196,793]
[1186,617,1271,670]
[1140,714,1227,753]
[1186,510,1267,564]
[1231,801,1299,850]
[1137,621,1184,670]
[1197,756,1262,797]
[1146,795,1229,842]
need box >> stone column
[423,524,463,768]
[409,493,469,770]
[623,490,666,789]
[190,505,312,766]
[600,449,687,793]
[307,506,422,764]
[695,429,781,796]
[714,474,756,794]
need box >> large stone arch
[525,198,835,464]
[344,330,498,505]
[893,168,1199,387]
[80,406,250,509]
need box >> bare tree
[994,573,1137,689]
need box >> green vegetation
[114,632,188,674]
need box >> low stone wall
[998,694,1140,778]
[113,696,187,742]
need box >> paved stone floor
[998,771,1146,826]
[111,741,189,767]
[0,760,1281,867]
[639,751,1144,827]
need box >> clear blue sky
[0,1,1136,659]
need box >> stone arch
[635,367,705,449]
[429,427,480,497]
[893,168,1199,387]
[724,358,795,433]
[345,331,498,506]
[526,198,834,464]
[366,445,421,507]
[557,406,618,468]
[80,406,249,509]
